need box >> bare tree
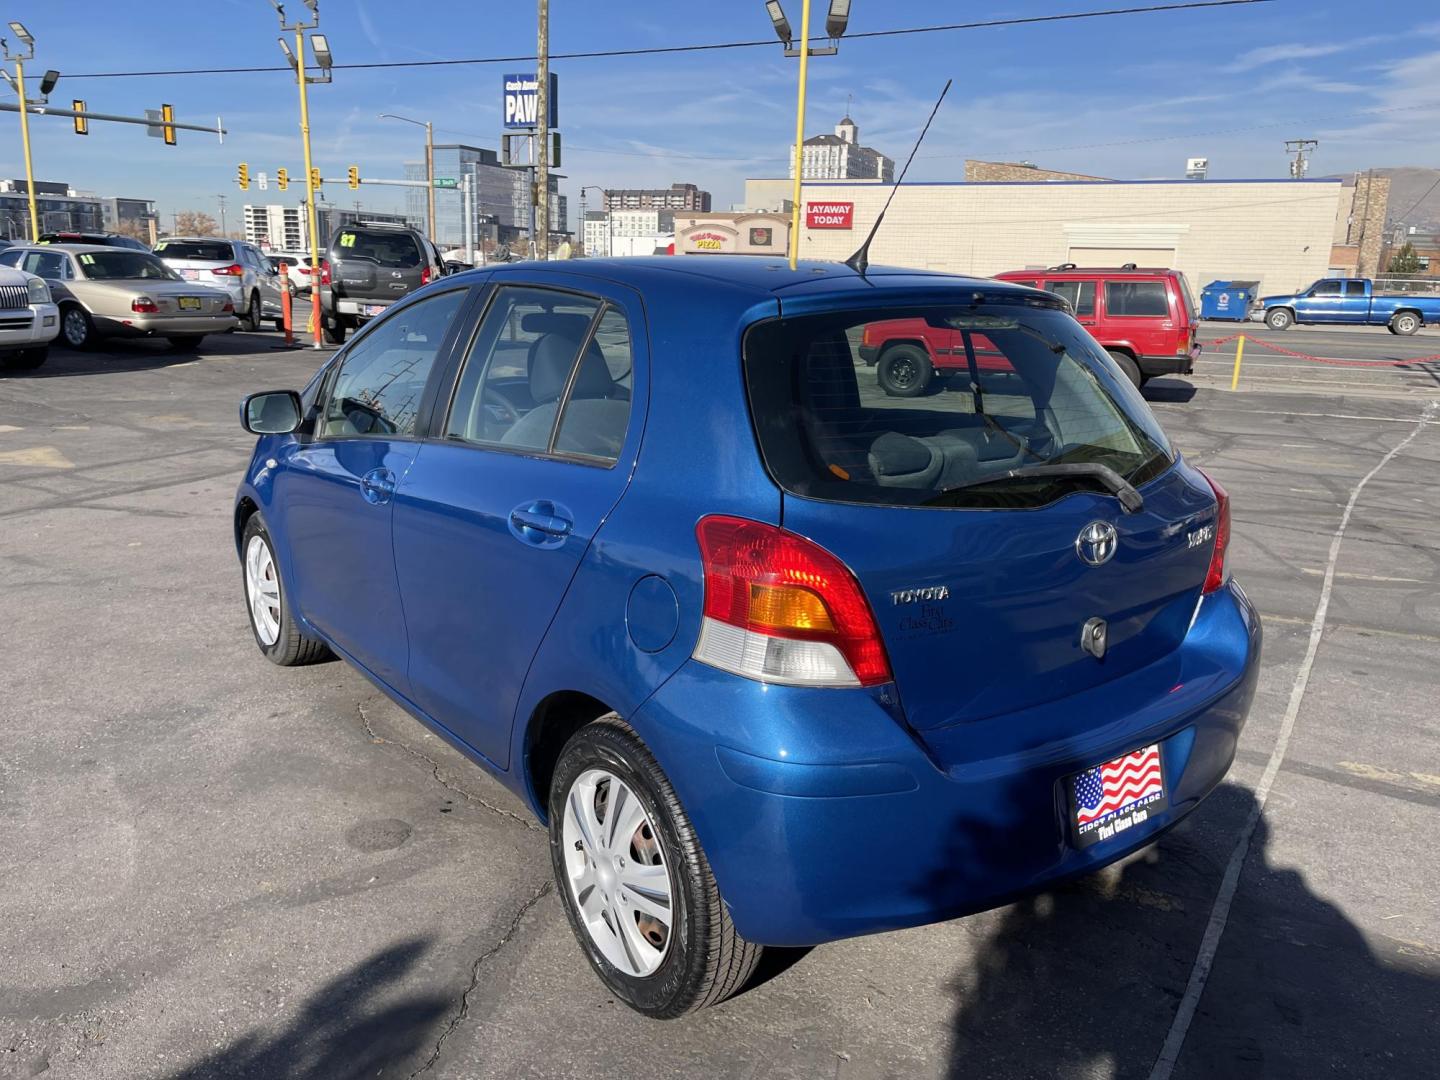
[173,210,219,237]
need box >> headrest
[529,335,614,404]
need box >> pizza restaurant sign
[806,201,854,229]
[692,231,729,251]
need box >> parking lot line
[1148,400,1435,1080]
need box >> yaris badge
[1076,521,1118,567]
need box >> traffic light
[72,100,88,135]
[237,163,250,191]
[276,168,289,192]
[161,103,176,146]
[309,167,322,190]
[551,132,561,168]
[347,165,359,190]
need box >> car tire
[167,335,205,350]
[59,304,96,349]
[241,514,332,667]
[876,344,933,397]
[1,345,48,371]
[549,716,763,1018]
[1106,350,1143,388]
[322,314,346,345]
[242,292,263,332]
[1390,312,1421,336]
[1265,307,1293,331]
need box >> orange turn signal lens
[747,583,835,633]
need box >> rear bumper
[1137,346,1199,378]
[634,579,1261,947]
[336,297,396,319]
[95,314,237,337]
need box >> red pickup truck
[859,265,1200,394]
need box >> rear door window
[1103,281,1170,317]
[1345,281,1367,297]
[154,240,234,261]
[744,302,1172,510]
[1047,279,1096,316]
[335,230,422,267]
[444,286,631,463]
[321,289,468,438]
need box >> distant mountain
[1329,167,1440,231]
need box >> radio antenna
[845,78,951,277]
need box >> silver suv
[153,237,282,332]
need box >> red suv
[859,264,1199,395]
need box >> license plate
[363,304,388,317]
[179,269,198,280]
[178,296,202,311]
[1069,743,1167,848]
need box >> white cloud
[1223,42,1350,72]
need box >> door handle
[508,500,574,547]
[360,467,397,505]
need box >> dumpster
[1201,280,1260,321]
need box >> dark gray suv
[318,223,446,344]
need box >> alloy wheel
[244,535,281,646]
[62,309,88,347]
[561,767,673,978]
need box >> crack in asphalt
[355,700,544,833]
[409,877,554,1078]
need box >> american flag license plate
[1070,743,1167,848]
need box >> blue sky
[3,0,1436,228]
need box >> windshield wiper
[926,462,1144,512]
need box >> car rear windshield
[76,251,180,281]
[154,240,234,261]
[743,300,1173,510]
[333,230,422,267]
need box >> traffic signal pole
[535,0,549,260]
[426,120,436,242]
[295,29,323,349]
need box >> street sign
[257,171,269,191]
[145,108,162,138]
[502,72,558,129]
[433,177,458,189]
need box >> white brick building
[790,116,894,183]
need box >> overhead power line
[53,2,1270,80]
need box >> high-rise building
[603,184,711,212]
[244,204,307,251]
[789,116,894,183]
[405,144,567,249]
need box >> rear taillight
[131,297,158,313]
[212,263,245,276]
[319,259,331,285]
[693,515,892,688]
[1198,469,1231,594]
[222,299,235,313]
[420,266,432,286]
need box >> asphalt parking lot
[2,322,1438,1079]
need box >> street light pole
[786,0,813,271]
[380,113,437,240]
[3,25,40,241]
[275,1,332,350]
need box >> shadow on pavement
[1143,378,1197,403]
[930,782,1439,1079]
[3,335,291,379]
[168,938,450,1080]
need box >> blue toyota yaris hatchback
[235,257,1260,1017]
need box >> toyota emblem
[1075,521,1118,567]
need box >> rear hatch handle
[927,463,1144,513]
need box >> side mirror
[241,390,303,435]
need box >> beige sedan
[0,244,238,349]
